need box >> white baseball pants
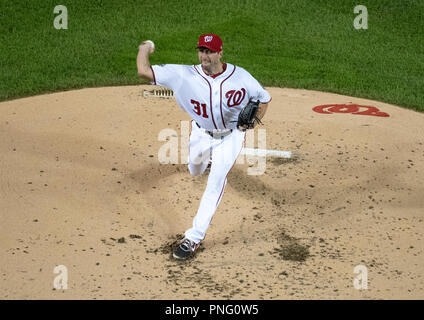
[185,120,245,244]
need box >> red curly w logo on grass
[313,104,390,117]
[226,88,246,107]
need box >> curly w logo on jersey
[226,88,246,107]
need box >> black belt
[195,122,232,139]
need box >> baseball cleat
[173,238,200,260]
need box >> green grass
[1,0,423,111]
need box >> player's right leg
[187,120,212,176]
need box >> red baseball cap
[196,34,223,52]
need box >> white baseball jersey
[151,63,271,131]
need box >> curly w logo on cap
[197,34,223,52]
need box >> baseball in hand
[143,40,155,53]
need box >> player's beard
[202,60,222,76]
[202,62,212,74]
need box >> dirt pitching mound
[0,85,423,299]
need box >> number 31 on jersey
[191,99,209,118]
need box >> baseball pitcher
[137,34,271,260]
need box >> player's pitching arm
[137,41,155,82]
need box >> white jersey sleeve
[240,68,271,104]
[249,76,271,104]
[151,64,185,92]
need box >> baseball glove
[235,99,262,131]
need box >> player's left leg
[184,129,246,244]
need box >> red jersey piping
[209,63,227,79]
[193,65,218,130]
[219,65,237,129]
[150,66,156,85]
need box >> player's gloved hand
[235,99,262,131]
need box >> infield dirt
[0,86,423,299]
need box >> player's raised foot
[173,238,200,260]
